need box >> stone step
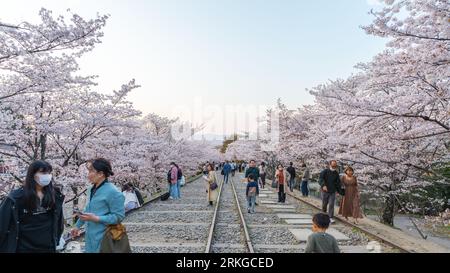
[284,219,312,225]
[272,208,296,213]
[260,200,278,204]
[265,205,295,209]
[340,245,370,253]
[288,228,350,242]
[276,213,312,219]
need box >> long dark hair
[24,160,56,211]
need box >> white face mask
[36,174,52,187]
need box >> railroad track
[208,173,406,253]
[206,174,254,253]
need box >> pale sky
[0,0,387,139]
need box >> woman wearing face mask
[275,164,289,203]
[71,158,125,253]
[0,160,65,253]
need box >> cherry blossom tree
[258,0,449,225]
[0,8,109,102]
[0,8,218,202]
[1,8,109,199]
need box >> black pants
[260,173,266,189]
[278,184,286,203]
[223,173,229,184]
[321,191,336,218]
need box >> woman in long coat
[204,164,218,206]
[275,164,289,203]
[338,166,363,224]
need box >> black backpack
[160,192,170,201]
[167,170,172,183]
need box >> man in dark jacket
[318,160,344,223]
[245,160,260,182]
[245,160,260,205]
[222,161,232,184]
[0,187,65,253]
[286,162,296,192]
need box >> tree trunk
[381,194,396,226]
[71,186,79,225]
[40,134,47,160]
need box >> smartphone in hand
[73,208,85,216]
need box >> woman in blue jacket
[71,158,125,253]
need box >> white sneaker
[330,218,335,224]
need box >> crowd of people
[0,156,362,254]
[216,158,364,253]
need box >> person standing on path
[204,164,218,206]
[222,161,232,184]
[259,162,266,189]
[300,163,310,197]
[0,160,65,253]
[338,166,363,224]
[318,160,344,223]
[244,160,260,205]
[71,158,125,253]
[275,164,289,203]
[168,162,179,200]
[246,174,259,214]
[245,160,260,183]
[203,161,210,175]
[175,163,183,199]
[286,162,296,192]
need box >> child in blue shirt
[246,174,259,213]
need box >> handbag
[271,180,277,188]
[100,223,131,253]
[210,182,218,191]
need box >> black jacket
[245,167,260,181]
[318,169,344,195]
[286,166,296,178]
[0,187,65,253]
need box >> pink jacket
[170,166,178,184]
